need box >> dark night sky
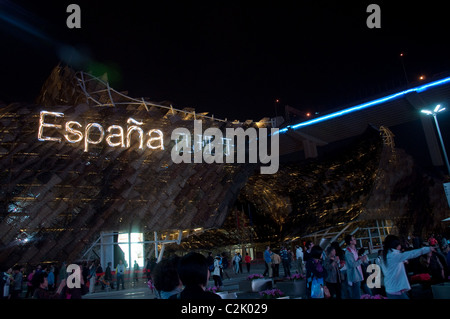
[1,1,450,122]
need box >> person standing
[88,261,96,294]
[25,268,35,298]
[212,256,223,289]
[105,262,114,289]
[47,266,55,292]
[11,266,23,299]
[272,251,281,278]
[280,246,291,278]
[244,253,252,273]
[380,234,433,299]
[237,253,243,274]
[323,246,342,299]
[344,235,366,299]
[116,260,126,290]
[263,246,273,278]
[303,241,314,262]
[232,253,241,274]
[220,252,231,280]
[58,262,67,286]
[133,260,139,284]
[206,252,214,271]
[295,245,304,275]
[306,245,328,299]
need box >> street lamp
[421,104,450,175]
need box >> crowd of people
[0,258,155,299]
[1,233,449,300]
[262,233,450,299]
[148,232,449,300]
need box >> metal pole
[128,232,132,275]
[154,231,159,260]
[433,114,450,176]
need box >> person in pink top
[344,235,367,299]
[25,268,35,298]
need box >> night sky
[1,1,450,122]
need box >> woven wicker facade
[1,66,448,266]
[0,66,258,265]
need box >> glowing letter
[38,111,64,142]
[147,129,164,150]
[126,118,144,149]
[66,4,81,29]
[64,121,83,143]
[84,123,104,152]
[106,125,125,147]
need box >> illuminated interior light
[147,129,164,150]
[276,75,450,134]
[64,121,83,143]
[106,125,125,147]
[84,123,105,152]
[38,111,64,142]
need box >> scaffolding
[300,219,394,253]
[80,230,183,270]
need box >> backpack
[208,264,215,272]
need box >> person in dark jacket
[170,252,221,300]
[306,245,328,298]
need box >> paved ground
[83,262,281,299]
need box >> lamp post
[421,104,450,175]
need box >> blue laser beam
[276,76,450,135]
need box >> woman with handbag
[306,245,329,298]
[324,246,343,299]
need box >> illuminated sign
[38,111,280,174]
[38,111,164,152]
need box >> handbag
[310,277,324,298]
[310,276,331,299]
[323,285,331,299]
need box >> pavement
[83,262,280,299]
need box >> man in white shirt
[295,245,304,275]
[116,260,126,290]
